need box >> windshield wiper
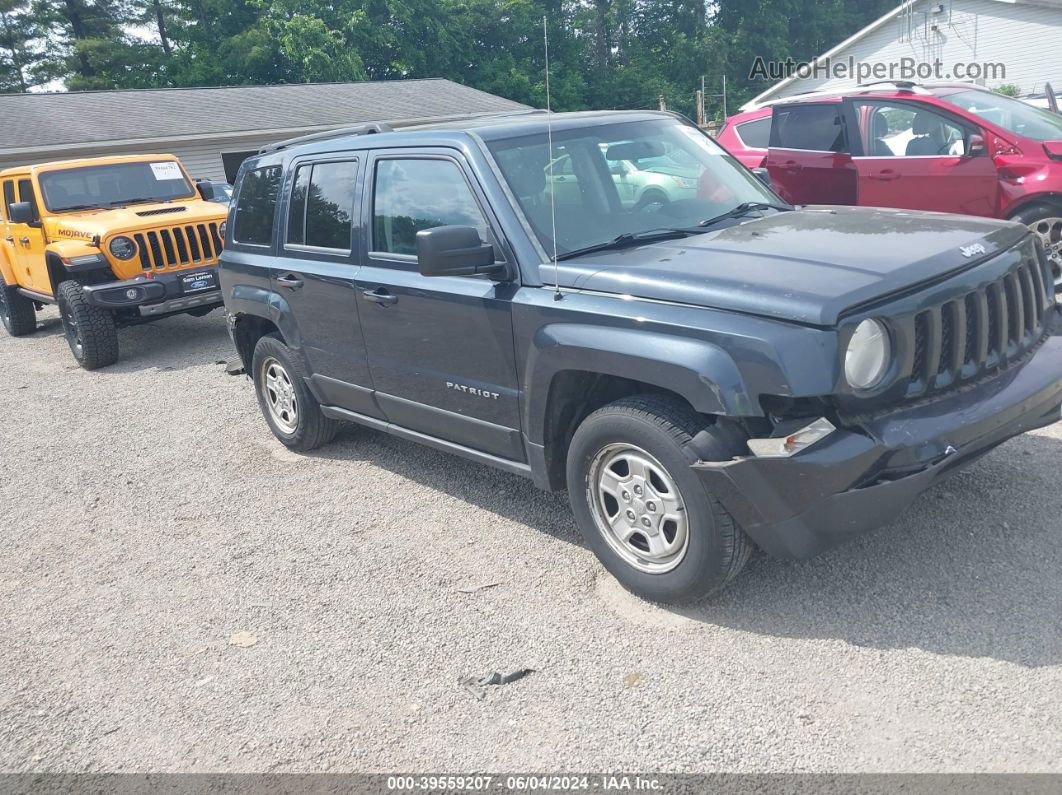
[698,201,791,229]
[56,203,107,212]
[107,197,173,208]
[556,228,693,261]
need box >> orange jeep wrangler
[0,154,228,369]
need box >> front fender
[523,323,754,445]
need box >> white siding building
[743,0,1062,109]
[0,80,529,182]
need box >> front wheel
[57,281,118,370]
[566,396,752,604]
[1009,203,1062,292]
[251,334,339,451]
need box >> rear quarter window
[735,117,771,149]
[233,166,282,246]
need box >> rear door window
[771,104,847,152]
[286,160,358,252]
[2,181,14,221]
[233,166,282,246]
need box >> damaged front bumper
[695,326,1062,560]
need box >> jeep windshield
[940,89,1062,142]
[486,117,784,258]
[38,161,196,213]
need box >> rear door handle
[3,236,12,243]
[362,287,398,306]
[18,237,29,244]
[869,169,901,181]
[275,273,303,289]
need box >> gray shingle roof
[0,79,530,150]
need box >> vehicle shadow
[30,307,232,374]
[313,424,1062,668]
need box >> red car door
[844,98,999,217]
[766,102,857,205]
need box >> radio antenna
[543,15,561,300]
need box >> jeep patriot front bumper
[82,267,222,317]
[695,313,1062,560]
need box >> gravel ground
[0,306,1060,774]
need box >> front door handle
[362,287,398,306]
[18,236,29,244]
[3,236,12,243]
[275,273,303,289]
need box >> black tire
[0,272,37,337]
[1009,202,1062,290]
[566,395,752,604]
[634,190,669,212]
[251,334,339,452]
[56,280,118,370]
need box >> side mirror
[416,226,502,278]
[752,167,772,187]
[8,201,34,225]
[196,180,216,201]
[967,134,986,156]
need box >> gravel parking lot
[1,306,1060,774]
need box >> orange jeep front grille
[134,222,223,270]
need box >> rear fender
[228,283,304,351]
[523,323,755,445]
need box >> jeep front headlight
[109,236,137,260]
[845,318,891,390]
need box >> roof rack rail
[261,122,393,153]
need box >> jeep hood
[44,201,225,241]
[543,206,1028,326]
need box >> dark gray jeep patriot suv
[219,110,1061,603]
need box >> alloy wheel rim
[1028,216,1062,290]
[587,443,689,574]
[261,357,299,434]
[61,304,82,355]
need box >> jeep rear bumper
[82,267,222,315]
[695,325,1062,560]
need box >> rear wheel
[56,281,118,370]
[0,273,36,337]
[566,395,752,604]
[1010,203,1062,292]
[251,334,339,451]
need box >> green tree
[0,0,41,91]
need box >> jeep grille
[134,223,223,270]
[907,248,1052,398]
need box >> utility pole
[658,95,666,111]
[701,75,729,123]
[695,89,705,127]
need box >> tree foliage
[4,0,891,117]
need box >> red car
[724,83,1062,291]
